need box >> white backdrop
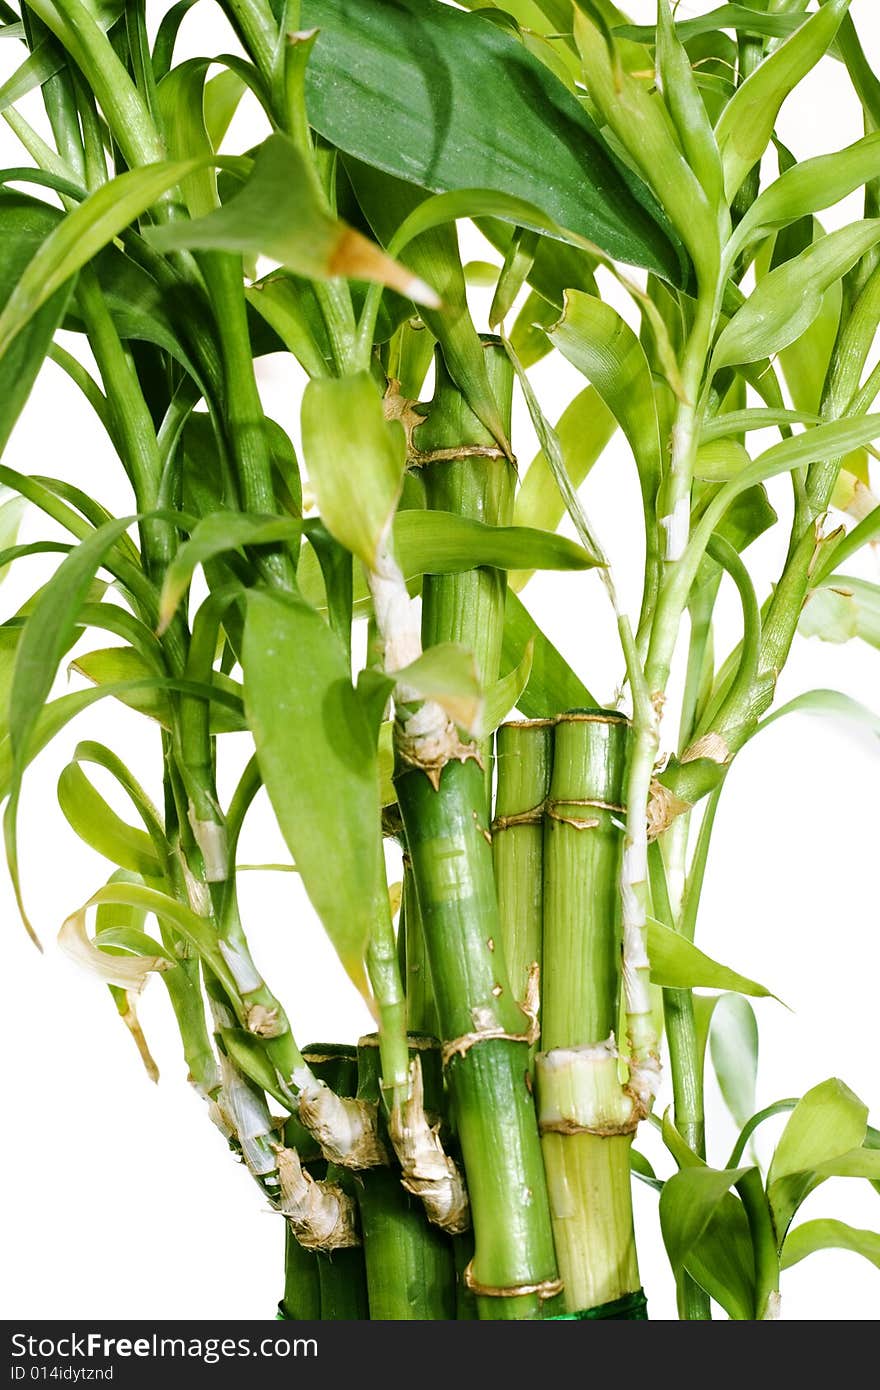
[1,1,879,1321]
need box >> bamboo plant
[1,0,880,1321]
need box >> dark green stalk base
[548,1288,648,1320]
[356,1037,456,1320]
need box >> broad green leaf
[756,687,880,740]
[799,576,880,651]
[0,158,225,359]
[660,1165,756,1320]
[715,0,851,201]
[574,6,716,281]
[244,589,386,1001]
[547,290,663,516]
[0,192,76,452]
[709,993,759,1129]
[512,386,616,588]
[781,1219,880,1273]
[768,1078,868,1241]
[301,374,405,570]
[298,509,598,612]
[502,589,595,717]
[714,220,880,370]
[245,275,330,380]
[57,761,163,878]
[158,512,301,632]
[647,916,776,998]
[300,0,689,283]
[733,132,880,256]
[147,134,440,307]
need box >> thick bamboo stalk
[278,1047,368,1320]
[538,711,643,1316]
[399,860,439,1037]
[493,719,554,1010]
[355,1036,456,1320]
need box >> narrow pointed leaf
[502,589,594,716]
[159,513,301,632]
[146,133,439,307]
[715,221,880,370]
[715,0,851,201]
[57,761,163,877]
[781,1219,880,1273]
[709,993,759,1129]
[244,589,386,1002]
[647,916,776,998]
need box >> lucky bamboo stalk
[538,711,643,1317]
[355,1036,457,1320]
[391,343,559,1319]
[493,718,554,1011]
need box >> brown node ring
[463,1261,563,1300]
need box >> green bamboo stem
[280,1224,322,1321]
[355,1037,456,1320]
[400,861,439,1037]
[538,711,642,1316]
[493,719,554,1010]
[396,758,558,1319]
[416,339,516,801]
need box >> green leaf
[573,5,718,279]
[768,1078,868,1242]
[547,290,663,518]
[300,0,688,283]
[709,993,759,1129]
[656,0,724,209]
[715,0,851,202]
[781,1218,880,1274]
[396,643,483,736]
[660,1164,756,1320]
[0,192,76,452]
[734,131,880,256]
[512,386,616,587]
[616,7,808,45]
[714,220,880,370]
[301,373,406,570]
[694,439,751,482]
[70,647,245,735]
[483,640,534,733]
[647,916,777,998]
[243,589,386,1002]
[502,589,595,717]
[812,504,880,583]
[146,132,439,308]
[57,761,163,878]
[344,160,511,448]
[0,158,224,359]
[158,512,301,632]
[799,576,880,651]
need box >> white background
[1,1,879,1321]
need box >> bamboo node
[388,1056,471,1234]
[491,803,545,830]
[408,444,508,467]
[441,962,540,1065]
[276,1147,361,1251]
[463,1261,563,1301]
